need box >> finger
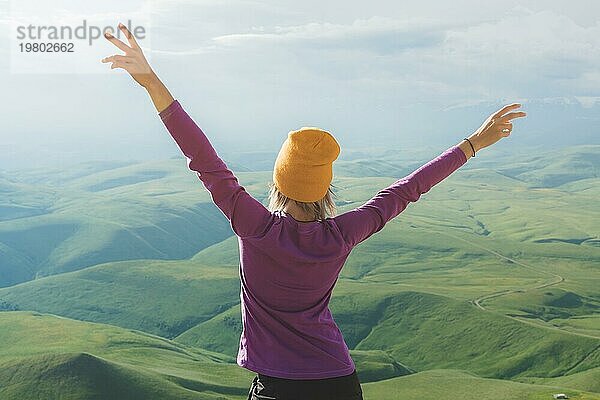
[493,103,522,119]
[500,121,513,133]
[104,31,131,53]
[482,117,495,131]
[110,61,129,71]
[102,55,132,63]
[500,111,527,121]
[118,22,140,49]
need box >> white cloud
[211,16,458,53]
[148,46,216,55]
[575,96,600,108]
[443,9,600,70]
[1,0,600,160]
[180,7,600,102]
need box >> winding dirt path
[436,230,600,340]
[434,230,565,311]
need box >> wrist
[143,72,161,91]
[458,140,474,160]
[466,134,484,153]
[143,74,175,113]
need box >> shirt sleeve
[159,100,274,239]
[333,145,468,248]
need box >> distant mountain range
[1,96,598,171]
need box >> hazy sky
[0,0,599,169]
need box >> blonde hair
[267,181,338,221]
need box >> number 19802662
[19,42,75,52]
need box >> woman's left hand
[101,23,158,88]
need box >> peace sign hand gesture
[101,22,174,112]
[101,23,157,88]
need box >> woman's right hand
[101,22,158,88]
[101,22,174,113]
[468,103,527,152]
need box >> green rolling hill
[0,259,241,338]
[0,160,240,287]
[0,311,253,399]
[361,369,600,400]
[173,288,599,379]
[1,312,598,400]
[517,367,600,394]
[0,144,598,398]
[0,353,224,400]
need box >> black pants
[247,369,363,400]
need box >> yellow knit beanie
[273,127,340,203]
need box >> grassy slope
[1,157,598,383]
[0,145,598,397]
[0,259,241,338]
[175,287,599,380]
[2,254,597,382]
[496,144,599,188]
[348,290,599,378]
[173,303,414,383]
[483,287,600,337]
[0,159,241,287]
[517,367,600,394]
[0,353,223,400]
[0,311,253,400]
[1,312,598,400]
[1,145,597,286]
[362,369,600,400]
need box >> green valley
[0,144,598,399]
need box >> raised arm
[334,144,467,247]
[159,100,274,238]
[101,23,274,239]
[334,103,526,248]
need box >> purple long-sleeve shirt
[159,100,468,379]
